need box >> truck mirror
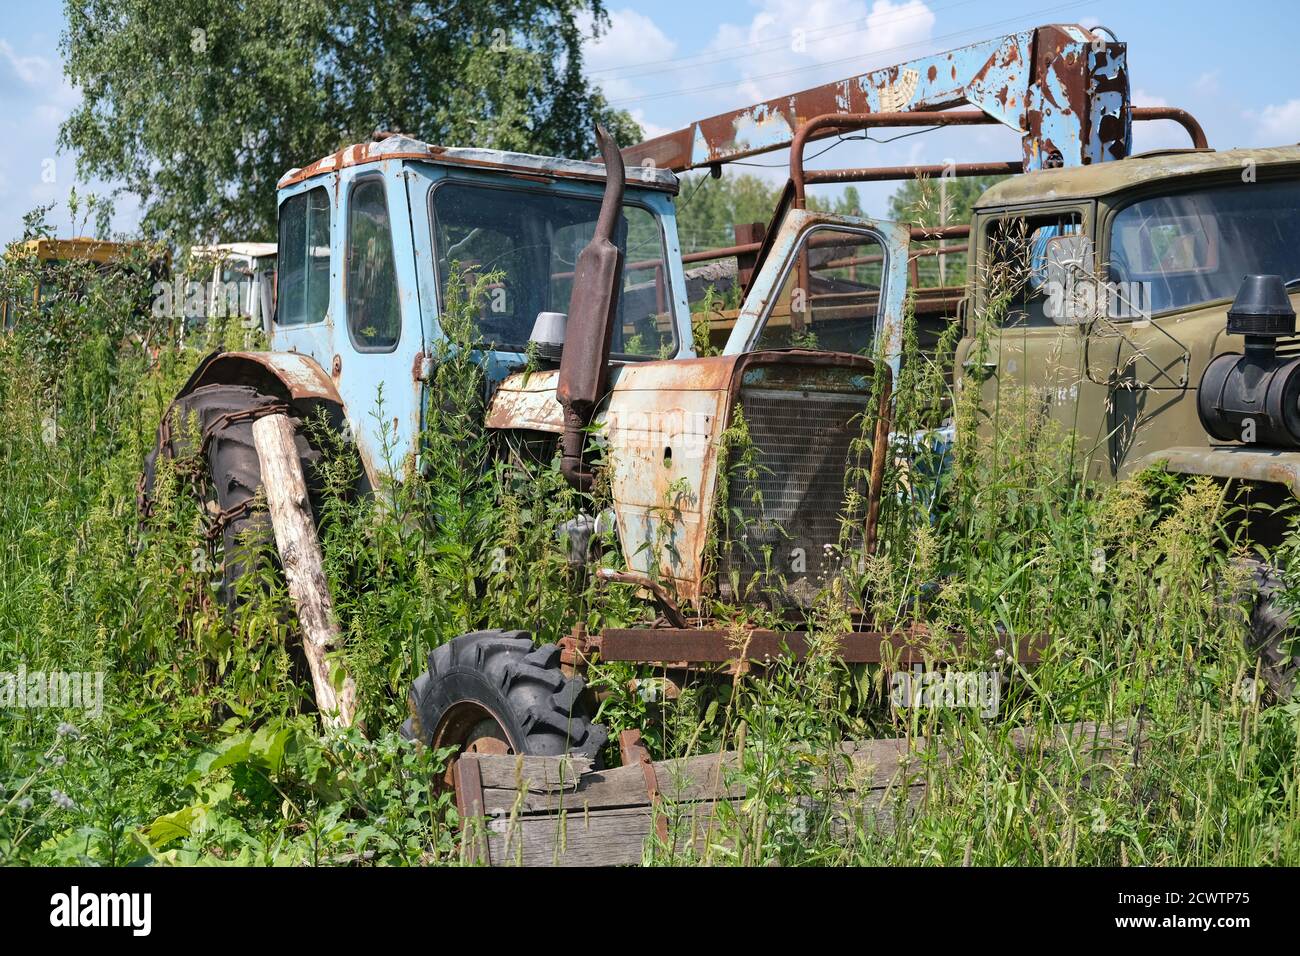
[1043,234,1096,326]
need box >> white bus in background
[188,242,277,337]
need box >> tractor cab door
[273,167,425,474]
[723,208,911,378]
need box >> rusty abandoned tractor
[141,22,1300,780]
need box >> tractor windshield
[1109,176,1300,315]
[430,183,676,358]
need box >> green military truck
[950,145,1300,694]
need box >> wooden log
[252,412,357,728]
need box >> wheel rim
[433,701,515,756]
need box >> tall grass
[0,237,1297,867]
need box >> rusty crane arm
[622,24,1204,176]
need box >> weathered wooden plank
[252,412,357,728]
[475,721,1140,817]
[481,787,925,867]
[473,753,594,792]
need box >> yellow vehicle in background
[1,237,168,330]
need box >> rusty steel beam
[805,160,1023,186]
[912,224,970,240]
[790,111,1012,206]
[680,241,762,264]
[592,628,1046,664]
[910,243,968,259]
[621,25,1131,173]
[683,226,968,267]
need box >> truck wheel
[141,383,323,609]
[1245,561,1298,698]
[402,631,607,760]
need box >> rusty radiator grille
[718,386,870,604]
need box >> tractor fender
[1129,445,1300,499]
[141,349,357,517]
[178,349,345,412]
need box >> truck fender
[140,350,353,518]
[1130,446,1300,499]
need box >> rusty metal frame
[675,100,1208,325]
[619,729,669,843]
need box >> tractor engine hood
[488,350,879,605]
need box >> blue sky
[3,0,1299,244]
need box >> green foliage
[674,173,784,254]
[59,0,642,241]
[2,234,1299,868]
[675,173,869,255]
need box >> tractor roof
[975,145,1300,209]
[278,134,679,194]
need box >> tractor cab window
[431,182,675,358]
[984,211,1084,327]
[345,179,401,350]
[276,186,331,327]
[755,227,886,353]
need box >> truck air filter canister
[1198,275,1300,446]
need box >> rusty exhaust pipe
[557,125,625,491]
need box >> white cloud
[1255,99,1300,143]
[582,8,678,104]
[0,34,129,242]
[0,39,50,90]
[710,0,937,106]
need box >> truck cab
[2,238,165,331]
[189,242,278,337]
[955,145,1300,499]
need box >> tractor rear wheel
[402,631,607,761]
[141,383,324,609]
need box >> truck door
[1084,193,1220,477]
[956,205,1111,481]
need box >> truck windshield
[431,183,676,357]
[1109,178,1300,315]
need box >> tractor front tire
[403,631,607,760]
